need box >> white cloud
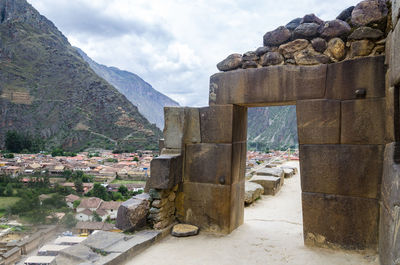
[28,0,361,106]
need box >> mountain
[76,48,179,129]
[0,0,161,151]
[247,106,298,151]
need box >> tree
[92,211,102,222]
[63,213,77,228]
[51,148,64,157]
[73,200,81,209]
[133,156,139,162]
[91,183,109,201]
[5,184,13,197]
[3,153,14,159]
[74,179,84,193]
[5,131,23,153]
[118,185,128,196]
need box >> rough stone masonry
[145,1,400,264]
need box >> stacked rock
[217,0,389,71]
[147,185,178,229]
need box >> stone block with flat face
[341,98,385,144]
[209,64,326,106]
[231,142,247,184]
[249,175,281,195]
[390,19,400,86]
[379,203,400,265]
[163,107,185,149]
[296,99,340,144]
[199,105,247,144]
[326,56,385,100]
[163,107,201,149]
[182,182,242,234]
[381,143,400,208]
[147,154,182,190]
[184,143,232,185]
[302,192,379,250]
[300,144,383,199]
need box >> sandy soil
[125,161,379,265]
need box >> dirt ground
[126,161,379,265]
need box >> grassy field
[0,197,20,217]
[111,180,146,185]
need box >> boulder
[245,181,264,204]
[278,39,309,59]
[242,60,258,69]
[324,38,346,62]
[336,6,355,21]
[294,46,330,65]
[293,23,320,39]
[286,17,302,31]
[249,175,281,195]
[171,224,199,237]
[255,46,271,56]
[259,52,284,66]
[319,19,351,39]
[351,0,388,26]
[349,40,375,57]
[281,165,298,175]
[282,168,294,178]
[311,38,327,53]
[242,51,258,61]
[263,26,291,46]
[116,194,150,231]
[348,26,383,40]
[217,54,242,71]
[301,14,324,25]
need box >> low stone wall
[217,0,389,71]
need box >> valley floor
[125,161,379,265]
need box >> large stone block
[231,142,247,184]
[379,203,400,265]
[302,192,379,250]
[300,144,383,199]
[147,154,182,189]
[184,143,232,185]
[209,64,326,106]
[341,98,385,144]
[393,0,400,28]
[249,175,281,195]
[326,56,385,100]
[163,107,201,149]
[199,105,247,143]
[296,99,340,144]
[116,195,151,232]
[390,20,400,86]
[381,143,400,208]
[182,182,242,234]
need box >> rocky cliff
[76,48,179,129]
[0,0,161,151]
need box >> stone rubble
[216,0,389,72]
[147,185,178,230]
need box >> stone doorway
[152,55,385,251]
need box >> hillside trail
[125,161,379,265]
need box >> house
[99,201,122,220]
[65,194,80,208]
[3,166,22,177]
[76,197,103,213]
[75,221,114,235]
[75,209,93,222]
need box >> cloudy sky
[28,0,360,107]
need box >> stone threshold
[55,223,176,265]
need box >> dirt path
[126,161,379,265]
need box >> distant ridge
[0,0,161,151]
[76,48,179,129]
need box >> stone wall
[147,0,399,259]
[379,0,400,264]
[216,0,389,71]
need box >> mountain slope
[0,0,161,151]
[76,48,179,129]
[247,106,298,151]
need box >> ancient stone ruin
[144,0,400,264]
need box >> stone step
[249,175,281,195]
[244,181,264,204]
[255,167,284,187]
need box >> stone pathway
[125,161,379,265]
